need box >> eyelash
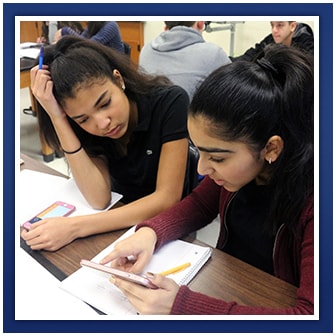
[101,98,111,109]
[209,157,225,163]
[79,117,89,125]
[77,98,111,124]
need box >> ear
[290,21,297,32]
[263,135,284,164]
[112,69,125,89]
[196,21,204,31]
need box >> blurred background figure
[55,21,125,54]
[139,21,231,101]
[37,21,83,44]
[231,21,314,62]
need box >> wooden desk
[20,153,298,310]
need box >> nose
[95,114,111,130]
[272,26,279,33]
[197,154,215,176]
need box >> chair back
[123,42,131,56]
[182,141,200,198]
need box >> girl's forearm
[51,117,112,209]
[74,190,179,238]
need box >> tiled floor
[20,88,220,247]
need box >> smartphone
[80,259,158,289]
[22,201,76,230]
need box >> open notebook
[60,227,212,315]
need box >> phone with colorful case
[22,201,75,230]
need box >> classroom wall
[143,21,315,58]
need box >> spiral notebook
[60,227,212,315]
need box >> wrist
[50,112,69,126]
[66,216,82,241]
[137,226,157,246]
[62,144,82,155]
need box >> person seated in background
[37,21,83,44]
[139,21,231,101]
[101,44,314,315]
[231,21,314,62]
[55,21,125,54]
[21,36,192,251]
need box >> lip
[105,125,121,137]
[209,176,225,186]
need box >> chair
[182,141,200,198]
[123,42,131,56]
[21,57,38,116]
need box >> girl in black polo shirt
[22,36,191,251]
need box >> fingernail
[109,276,116,284]
[146,272,155,279]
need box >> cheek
[78,121,100,137]
[221,157,263,184]
[113,96,129,120]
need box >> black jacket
[231,22,314,62]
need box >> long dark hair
[37,36,172,154]
[86,21,106,37]
[189,44,314,235]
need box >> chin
[222,183,241,192]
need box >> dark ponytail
[262,44,314,234]
[190,43,314,235]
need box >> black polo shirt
[106,85,189,203]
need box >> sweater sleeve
[136,176,222,248]
[170,197,314,315]
[171,285,311,314]
[61,26,82,38]
[137,179,314,315]
[62,22,124,53]
[89,22,124,52]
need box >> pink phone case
[80,259,158,289]
[22,201,76,230]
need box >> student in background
[139,21,231,101]
[101,44,314,315]
[54,21,125,54]
[37,21,83,44]
[231,21,314,62]
[22,36,190,251]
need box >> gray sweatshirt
[139,26,231,100]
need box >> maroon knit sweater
[137,176,314,314]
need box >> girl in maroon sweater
[101,44,314,314]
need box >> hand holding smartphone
[80,259,158,289]
[22,201,76,230]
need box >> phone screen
[29,203,73,224]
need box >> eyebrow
[197,146,234,154]
[71,90,109,120]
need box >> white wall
[143,20,314,57]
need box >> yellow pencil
[160,262,191,276]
